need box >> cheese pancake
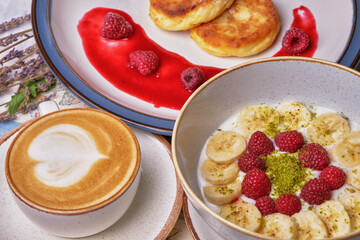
[190,0,280,57]
[149,0,235,31]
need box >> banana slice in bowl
[237,105,280,138]
[315,200,351,237]
[203,180,241,206]
[330,131,360,168]
[219,200,262,232]
[206,131,247,164]
[346,165,360,190]
[339,192,360,231]
[277,102,312,130]
[292,210,328,240]
[307,112,350,146]
[200,160,239,185]
[259,213,298,239]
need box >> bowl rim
[172,56,360,240]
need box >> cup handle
[38,101,60,116]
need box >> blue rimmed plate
[32,0,360,135]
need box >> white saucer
[0,123,183,239]
[183,195,224,240]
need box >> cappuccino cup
[5,106,141,238]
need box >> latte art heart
[28,124,108,187]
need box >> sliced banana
[200,160,239,185]
[339,192,360,231]
[307,112,350,146]
[259,213,298,239]
[330,131,360,168]
[219,200,262,232]
[346,166,360,191]
[203,180,241,206]
[292,211,328,240]
[206,131,247,164]
[237,104,280,139]
[277,102,311,130]
[315,200,351,237]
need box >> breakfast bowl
[171,56,360,240]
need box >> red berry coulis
[274,5,318,57]
[77,8,223,110]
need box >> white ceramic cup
[5,102,141,238]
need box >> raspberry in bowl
[195,100,360,239]
[172,57,360,240]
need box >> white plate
[32,0,359,135]
[183,195,224,240]
[0,123,183,240]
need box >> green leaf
[5,77,57,116]
[6,91,26,115]
[28,84,38,97]
[23,81,38,97]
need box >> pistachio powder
[261,150,313,198]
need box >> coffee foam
[28,124,108,187]
[8,109,139,210]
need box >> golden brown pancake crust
[151,0,212,17]
[149,0,235,31]
[190,0,280,57]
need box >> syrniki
[149,0,234,31]
[190,0,280,57]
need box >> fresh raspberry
[101,12,133,40]
[319,165,346,190]
[181,67,206,92]
[282,28,310,55]
[242,169,271,200]
[238,153,266,173]
[255,196,277,216]
[298,143,330,170]
[274,130,304,153]
[129,50,160,76]
[248,131,275,156]
[275,194,302,216]
[300,178,331,205]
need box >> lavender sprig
[0,13,57,121]
[0,91,57,122]
[0,32,34,55]
[0,14,30,33]
[0,29,32,47]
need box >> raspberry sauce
[273,6,318,57]
[77,8,223,110]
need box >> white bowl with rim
[172,56,360,240]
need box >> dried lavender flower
[0,14,57,118]
[36,82,48,92]
[0,48,25,64]
[20,101,38,114]
[0,14,31,33]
